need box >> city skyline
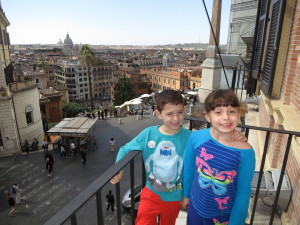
[2,0,231,46]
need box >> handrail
[44,150,142,225]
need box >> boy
[182,89,255,225]
[111,89,191,225]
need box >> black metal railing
[44,150,145,225]
[44,117,300,225]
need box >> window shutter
[251,0,270,79]
[261,0,286,96]
[0,29,3,44]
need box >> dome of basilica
[64,33,73,47]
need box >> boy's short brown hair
[205,89,240,112]
[156,89,184,112]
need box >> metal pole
[96,189,104,225]
[116,182,122,225]
[250,131,271,224]
[231,66,237,91]
[130,160,136,225]
[269,134,293,224]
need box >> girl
[182,89,255,225]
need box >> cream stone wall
[13,87,44,146]
[0,98,20,153]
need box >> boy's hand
[110,171,124,184]
[232,130,247,142]
[181,197,189,210]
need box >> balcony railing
[44,117,300,225]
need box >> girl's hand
[110,171,124,184]
[232,129,247,142]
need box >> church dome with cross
[64,33,73,48]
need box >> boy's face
[204,106,240,135]
[155,103,185,134]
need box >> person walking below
[70,142,76,156]
[98,110,100,120]
[106,190,115,214]
[45,157,53,177]
[11,183,22,204]
[109,138,115,152]
[60,145,67,158]
[101,110,104,120]
[92,135,98,151]
[80,145,86,167]
[42,139,48,153]
[23,140,30,154]
[6,191,17,216]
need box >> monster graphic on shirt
[145,141,183,192]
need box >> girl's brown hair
[204,89,240,112]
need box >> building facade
[0,6,44,155]
[141,68,189,92]
[227,0,259,57]
[250,0,300,224]
[54,62,113,102]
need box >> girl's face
[204,106,240,135]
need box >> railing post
[250,131,271,225]
[189,119,193,130]
[116,182,122,225]
[231,65,237,91]
[269,134,293,225]
[130,159,136,225]
[142,159,146,188]
[70,213,77,225]
[96,189,104,225]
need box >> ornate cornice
[231,0,259,12]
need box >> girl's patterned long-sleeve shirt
[183,128,255,225]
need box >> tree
[62,102,86,118]
[80,44,95,110]
[113,75,136,106]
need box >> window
[25,106,33,124]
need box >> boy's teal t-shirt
[116,125,191,201]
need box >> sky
[1,0,231,46]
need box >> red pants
[136,187,181,225]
